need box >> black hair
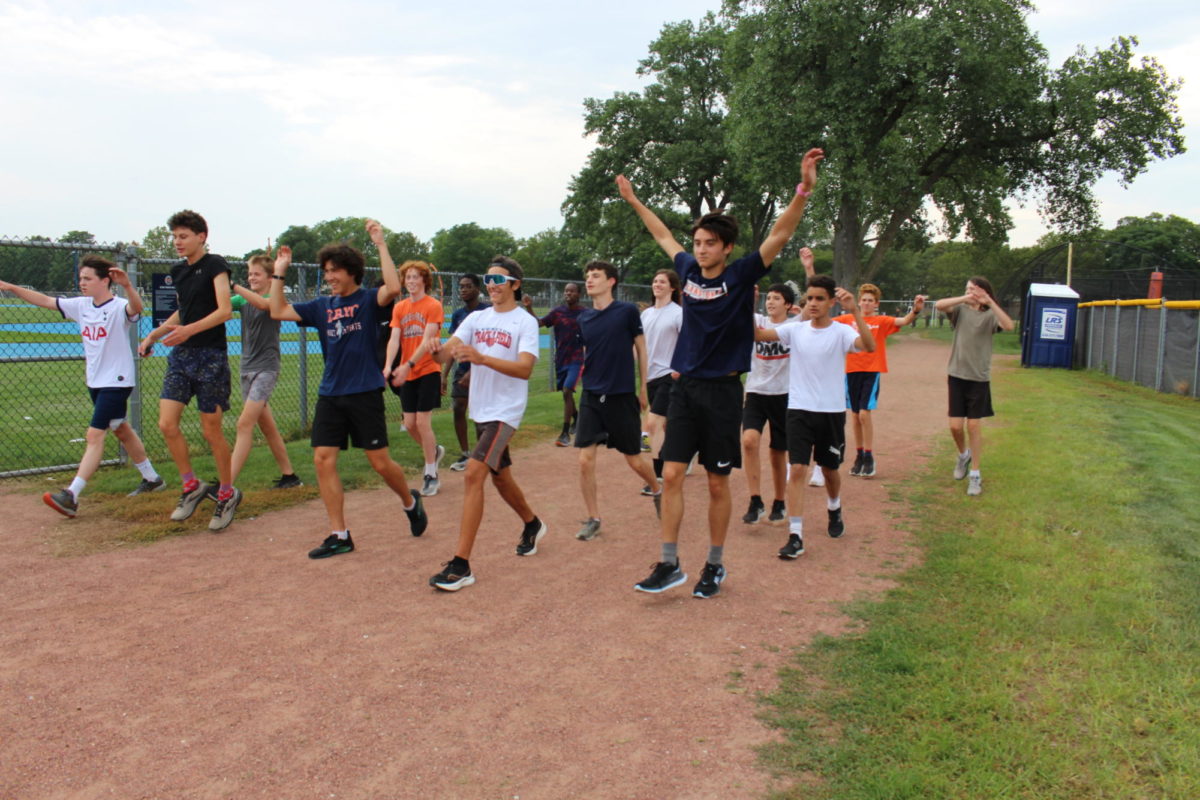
[805,274,836,299]
[583,259,619,287]
[317,243,366,285]
[167,210,207,235]
[460,273,482,289]
[79,254,116,284]
[690,212,739,247]
[488,255,524,299]
[766,282,795,306]
[968,275,998,307]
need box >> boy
[228,253,302,491]
[573,260,661,541]
[523,282,584,446]
[268,221,428,558]
[137,210,239,531]
[442,274,490,471]
[3,258,165,516]
[616,145,824,599]
[755,275,875,559]
[741,283,795,525]
[934,277,1014,496]
[428,256,546,591]
[385,260,445,496]
[833,284,925,478]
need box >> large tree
[429,223,518,273]
[724,0,1184,287]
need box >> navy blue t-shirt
[449,300,491,381]
[672,249,767,377]
[579,300,643,395]
[293,287,387,396]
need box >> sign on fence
[152,273,178,327]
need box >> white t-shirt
[57,295,139,388]
[745,314,794,396]
[452,306,540,429]
[776,320,861,412]
[640,302,682,381]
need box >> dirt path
[1,336,952,800]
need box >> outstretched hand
[615,174,637,203]
[274,245,292,274]
[108,266,132,289]
[799,148,825,193]
[366,219,384,245]
[834,287,857,313]
[799,247,815,277]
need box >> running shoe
[43,488,78,518]
[742,496,765,524]
[861,453,876,478]
[516,518,548,556]
[421,474,440,497]
[449,452,470,472]
[430,558,475,591]
[555,432,571,447]
[128,477,166,496]
[309,533,354,559]
[406,490,428,536]
[967,474,983,496]
[171,481,212,521]
[434,444,446,469]
[954,450,972,480]
[848,453,864,477]
[634,561,687,593]
[692,562,726,599]
[827,507,845,538]
[768,499,787,524]
[575,518,601,541]
[808,466,825,487]
[640,479,663,496]
[208,487,242,532]
[272,473,304,489]
[779,533,805,559]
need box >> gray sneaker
[421,474,440,497]
[434,443,446,469]
[967,474,983,496]
[449,452,469,472]
[170,481,212,521]
[128,476,166,496]
[43,488,78,518]
[575,518,602,541]
[954,450,972,480]
[208,487,243,532]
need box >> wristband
[795,183,812,198]
[407,360,416,369]
[271,274,286,280]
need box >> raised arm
[233,283,270,310]
[616,175,684,260]
[760,148,825,266]
[107,267,144,318]
[268,246,303,322]
[800,247,816,279]
[367,219,401,305]
[898,294,927,326]
[934,293,970,313]
[161,271,233,347]
[0,280,58,311]
[836,288,876,353]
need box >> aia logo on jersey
[81,325,109,341]
[474,328,513,348]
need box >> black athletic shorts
[947,376,994,419]
[646,374,674,417]
[450,364,471,399]
[88,387,132,430]
[786,409,846,470]
[574,390,642,455]
[845,372,881,413]
[397,371,442,414]
[660,374,743,475]
[742,392,788,451]
[311,389,389,450]
[471,420,515,473]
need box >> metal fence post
[1111,304,1121,379]
[1155,304,1168,392]
[1132,306,1141,384]
[1193,311,1200,399]
[1086,307,1094,369]
[298,263,309,431]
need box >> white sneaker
[954,450,972,480]
[686,454,697,476]
[808,466,825,487]
[967,473,983,496]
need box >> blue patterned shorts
[161,346,231,413]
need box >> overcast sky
[2,0,1198,254]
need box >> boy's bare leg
[364,447,414,498]
[659,461,687,543]
[231,398,268,482]
[491,465,535,523]
[579,445,600,519]
[76,427,109,482]
[623,452,658,489]
[199,409,231,486]
[786,463,808,523]
[454,459,489,559]
[257,404,295,475]
[742,428,763,497]
[313,446,345,530]
[769,447,787,502]
[158,399,192,476]
[966,418,983,470]
[705,471,732,547]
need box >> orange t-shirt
[834,314,900,373]
[390,295,444,379]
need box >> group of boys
[22,148,1008,597]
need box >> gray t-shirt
[232,294,281,374]
[947,303,1000,382]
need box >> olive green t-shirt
[947,304,1000,382]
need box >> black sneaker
[309,533,354,559]
[768,499,787,523]
[861,453,876,477]
[449,452,469,472]
[43,488,78,518]
[516,518,547,556]
[555,431,571,447]
[430,558,474,591]
[208,487,242,532]
[779,533,805,559]
[128,476,166,496]
[741,496,765,524]
[203,479,219,503]
[634,561,687,593]
[405,490,428,537]
[828,507,845,538]
[848,453,864,477]
[170,481,212,521]
[272,473,304,489]
[692,562,727,599]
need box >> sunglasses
[482,273,518,286]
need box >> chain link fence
[1,236,653,477]
[1076,300,1200,398]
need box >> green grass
[912,321,1023,355]
[759,367,1200,798]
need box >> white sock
[827,496,841,511]
[68,476,86,499]
[333,529,349,540]
[134,459,159,480]
[789,516,803,536]
[969,469,981,479]
[424,462,436,477]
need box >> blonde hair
[247,254,272,273]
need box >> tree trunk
[832,198,864,289]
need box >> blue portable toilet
[1021,283,1080,368]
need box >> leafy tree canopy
[429,223,518,273]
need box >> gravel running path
[1,335,957,800]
